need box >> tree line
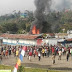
[0,10,72,34]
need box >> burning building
[32,25,40,34]
[30,0,52,34]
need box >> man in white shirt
[58,50,62,60]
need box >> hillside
[0,10,72,34]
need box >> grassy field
[0,65,62,72]
[25,68,61,72]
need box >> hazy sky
[52,0,72,11]
[0,0,35,15]
[0,0,72,15]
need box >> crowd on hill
[0,44,72,64]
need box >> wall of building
[43,38,58,46]
[3,38,60,46]
[68,34,72,38]
[3,38,37,46]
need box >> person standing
[38,51,41,61]
[1,47,3,54]
[3,49,5,57]
[58,50,62,60]
[16,49,19,58]
[42,48,45,57]
[0,53,2,64]
[71,50,72,59]
[5,49,8,58]
[66,49,69,61]
[52,46,55,54]
[52,54,55,64]
[9,48,11,56]
[33,49,36,58]
[47,47,50,57]
[62,47,64,55]
[14,48,16,57]
[67,53,69,61]
[29,51,32,61]
[45,48,47,57]
[70,48,72,59]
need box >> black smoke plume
[30,0,52,34]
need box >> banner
[13,46,26,72]
[37,39,43,45]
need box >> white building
[55,33,68,39]
[67,30,72,38]
[0,34,43,46]
[42,38,58,46]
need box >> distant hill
[0,10,72,34]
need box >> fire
[32,25,40,34]
[37,29,40,34]
[32,25,36,34]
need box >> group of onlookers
[0,45,72,64]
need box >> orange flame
[37,29,40,34]
[32,25,40,34]
[32,25,36,34]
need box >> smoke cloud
[30,0,52,34]
[30,0,72,34]
[51,0,72,11]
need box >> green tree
[21,23,26,30]
[26,25,31,32]
[2,23,18,33]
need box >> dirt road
[1,55,72,71]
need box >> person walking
[52,54,55,64]
[67,53,69,61]
[66,49,69,61]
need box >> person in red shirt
[52,46,55,54]
[33,49,36,58]
[5,49,8,58]
[29,51,32,61]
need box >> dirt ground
[1,54,72,71]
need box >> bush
[18,66,25,72]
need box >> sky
[51,0,72,11]
[0,0,35,15]
[0,0,72,15]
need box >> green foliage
[2,23,18,33]
[26,25,31,32]
[0,65,13,71]
[0,10,72,33]
[25,68,61,72]
[0,65,64,72]
[17,29,26,34]
[21,23,26,30]
[18,66,25,72]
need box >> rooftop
[0,34,42,39]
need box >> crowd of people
[0,44,72,64]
